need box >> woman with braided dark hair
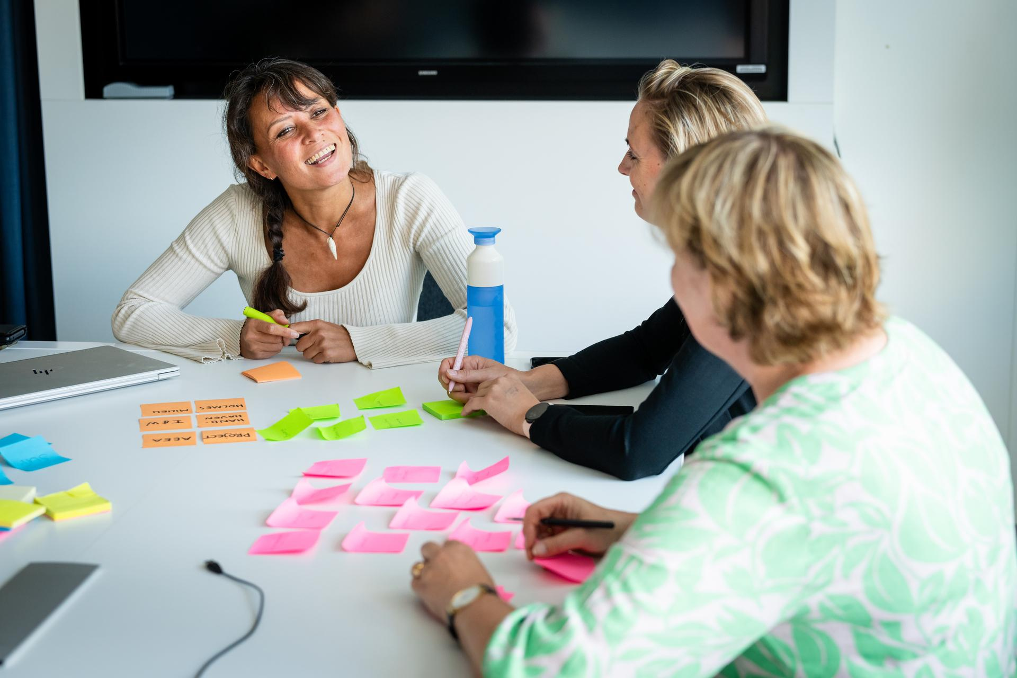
[113,58,516,366]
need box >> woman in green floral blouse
[410,127,1017,677]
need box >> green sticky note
[317,415,367,440]
[421,400,486,420]
[354,387,406,410]
[369,409,424,430]
[257,409,314,441]
[291,404,341,420]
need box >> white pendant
[327,237,338,260]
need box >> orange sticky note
[195,398,247,413]
[140,401,193,417]
[241,361,301,383]
[201,428,258,444]
[142,432,197,448]
[138,416,193,432]
[197,411,251,428]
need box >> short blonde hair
[637,60,767,158]
[652,126,885,365]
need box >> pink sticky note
[515,531,525,550]
[455,456,510,485]
[496,585,515,603]
[493,489,530,523]
[291,478,351,505]
[266,498,337,530]
[248,530,319,555]
[448,518,512,552]
[533,553,598,583]
[304,458,367,478]
[355,478,424,507]
[341,521,410,553]
[383,465,441,483]
[389,497,458,530]
[430,478,501,510]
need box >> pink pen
[448,316,473,393]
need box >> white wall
[834,0,1017,505]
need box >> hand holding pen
[518,492,637,560]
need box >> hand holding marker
[447,317,473,393]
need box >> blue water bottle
[466,227,504,363]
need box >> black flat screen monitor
[80,0,788,100]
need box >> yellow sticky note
[242,361,301,383]
[35,482,111,521]
[0,499,45,529]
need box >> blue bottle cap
[468,227,501,245]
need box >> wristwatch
[446,583,497,641]
[524,402,550,425]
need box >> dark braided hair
[223,58,370,316]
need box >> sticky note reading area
[138,416,193,432]
[249,530,319,555]
[35,482,111,521]
[257,409,313,441]
[140,401,193,417]
[533,553,598,583]
[455,456,510,485]
[354,478,423,506]
[449,518,512,552]
[0,500,45,529]
[142,432,197,448]
[494,490,530,523]
[265,498,337,530]
[382,465,441,483]
[353,386,406,410]
[242,361,301,383]
[369,410,423,430]
[201,428,257,444]
[292,404,341,420]
[341,522,409,553]
[0,435,71,471]
[422,400,485,420]
[195,398,247,413]
[197,411,251,428]
[430,478,501,511]
[389,497,458,531]
[317,416,367,441]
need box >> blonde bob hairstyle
[637,60,767,159]
[652,126,885,366]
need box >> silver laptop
[0,345,180,411]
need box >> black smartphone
[529,356,563,368]
[564,404,635,416]
[0,324,27,348]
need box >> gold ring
[411,561,425,578]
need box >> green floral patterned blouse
[485,318,1017,676]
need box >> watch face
[451,585,482,610]
[525,402,550,424]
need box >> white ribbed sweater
[111,171,517,368]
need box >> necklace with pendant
[292,179,356,260]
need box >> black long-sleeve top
[528,298,755,480]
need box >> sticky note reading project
[241,361,301,383]
[201,428,257,444]
[140,401,193,417]
[138,416,193,432]
[257,409,313,441]
[195,398,247,413]
[142,432,197,448]
[369,409,423,430]
[316,416,366,441]
[34,482,111,521]
[197,411,251,428]
[353,386,406,409]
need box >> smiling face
[618,100,667,221]
[246,80,354,193]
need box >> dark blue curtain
[0,0,55,339]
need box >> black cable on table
[195,560,265,678]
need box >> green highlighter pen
[242,306,289,327]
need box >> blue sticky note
[0,466,11,485]
[0,433,30,447]
[0,436,70,471]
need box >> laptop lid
[0,345,180,411]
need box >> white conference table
[0,341,675,677]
